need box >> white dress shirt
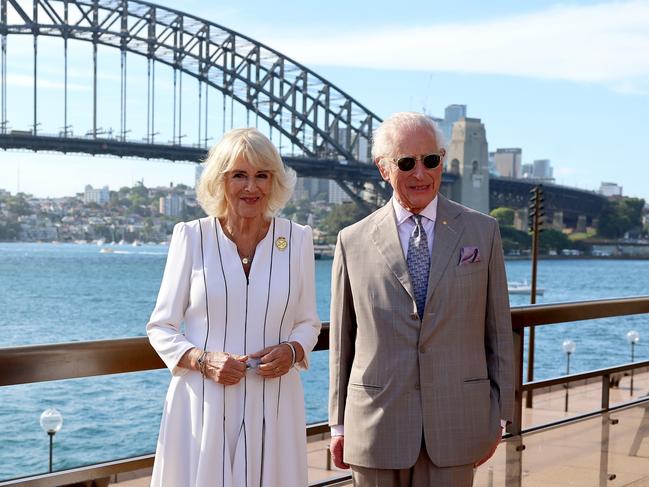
[392,196,438,258]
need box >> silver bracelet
[197,350,208,376]
[281,341,296,366]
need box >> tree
[598,197,646,239]
[490,207,515,227]
[322,203,369,238]
[539,229,572,253]
[0,221,21,241]
[499,226,530,254]
[6,193,32,216]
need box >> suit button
[410,313,419,320]
[415,384,421,390]
[419,346,427,354]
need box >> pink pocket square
[459,246,481,265]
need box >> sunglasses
[387,152,444,172]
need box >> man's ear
[375,158,391,182]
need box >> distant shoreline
[505,254,649,261]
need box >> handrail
[510,296,649,329]
[2,296,648,387]
[1,296,649,487]
[522,359,649,391]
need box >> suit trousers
[350,445,474,487]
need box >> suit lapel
[370,203,416,302]
[425,196,464,306]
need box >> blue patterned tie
[407,215,430,320]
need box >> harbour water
[1,243,648,479]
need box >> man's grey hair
[371,112,446,167]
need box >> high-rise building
[533,159,553,181]
[159,194,185,217]
[195,164,204,187]
[83,185,109,205]
[445,104,467,122]
[293,177,329,201]
[435,104,467,145]
[493,148,522,178]
[599,182,623,197]
[521,163,534,178]
[328,180,352,204]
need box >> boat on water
[99,248,114,254]
[508,280,545,295]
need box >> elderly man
[328,112,514,486]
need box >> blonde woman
[147,128,321,486]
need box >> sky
[1,0,648,201]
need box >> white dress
[147,217,321,487]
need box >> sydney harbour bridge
[0,0,606,223]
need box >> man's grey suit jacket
[328,195,514,469]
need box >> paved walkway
[109,370,649,486]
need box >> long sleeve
[485,221,515,423]
[328,231,357,428]
[146,222,195,376]
[288,225,321,370]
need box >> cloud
[263,1,649,87]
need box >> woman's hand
[181,348,247,385]
[203,351,248,385]
[250,342,304,378]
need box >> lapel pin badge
[275,236,288,250]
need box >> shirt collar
[392,196,438,226]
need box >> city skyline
[0,0,648,202]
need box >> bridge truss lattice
[0,0,386,203]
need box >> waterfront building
[194,164,204,188]
[600,181,623,197]
[521,163,533,178]
[445,117,490,213]
[328,179,352,204]
[533,159,554,181]
[83,185,109,205]
[494,148,522,178]
[428,104,467,148]
[293,177,329,202]
[159,194,185,217]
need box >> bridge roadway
[0,133,605,225]
[490,176,607,228]
[0,132,382,182]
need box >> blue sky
[1,0,648,202]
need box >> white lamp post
[40,408,63,472]
[626,330,640,396]
[562,339,576,412]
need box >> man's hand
[474,428,503,467]
[330,435,349,469]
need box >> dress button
[410,313,419,320]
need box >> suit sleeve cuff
[330,424,345,437]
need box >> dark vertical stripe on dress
[198,220,210,427]
[276,221,293,419]
[214,218,229,487]
[243,275,249,487]
[259,218,276,487]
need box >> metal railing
[1,296,649,486]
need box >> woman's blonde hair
[196,128,296,218]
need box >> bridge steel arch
[0,0,386,204]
